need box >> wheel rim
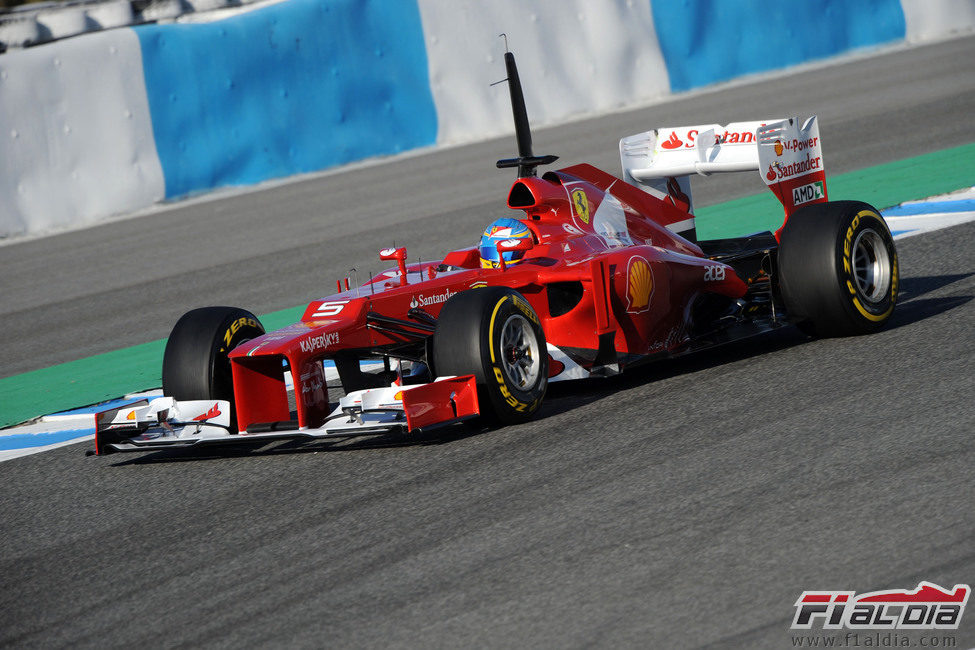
[851,228,891,304]
[499,314,541,389]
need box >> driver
[479,218,533,269]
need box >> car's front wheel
[162,306,265,430]
[432,287,547,425]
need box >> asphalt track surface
[1,37,974,648]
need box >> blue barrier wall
[136,0,437,199]
[6,0,968,240]
[651,0,907,92]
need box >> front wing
[94,375,479,455]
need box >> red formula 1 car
[94,51,898,454]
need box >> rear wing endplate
[620,116,828,235]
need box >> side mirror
[495,238,533,271]
[379,246,408,285]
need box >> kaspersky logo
[792,582,969,630]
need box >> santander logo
[660,132,684,150]
[410,289,456,309]
[766,165,778,182]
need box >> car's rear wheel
[778,201,898,336]
[162,306,265,430]
[432,287,547,425]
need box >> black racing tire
[778,201,898,337]
[432,287,547,425]
[162,306,265,429]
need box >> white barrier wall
[902,0,975,41]
[417,0,670,145]
[0,29,163,238]
[0,0,973,240]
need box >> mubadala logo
[793,180,825,206]
[409,289,456,309]
[299,331,339,354]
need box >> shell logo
[626,256,653,313]
[774,140,784,156]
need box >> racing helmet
[479,218,533,269]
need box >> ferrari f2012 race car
[93,50,898,455]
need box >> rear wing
[620,116,827,239]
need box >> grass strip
[697,142,975,239]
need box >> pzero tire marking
[844,211,897,322]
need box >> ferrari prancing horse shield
[571,188,590,224]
